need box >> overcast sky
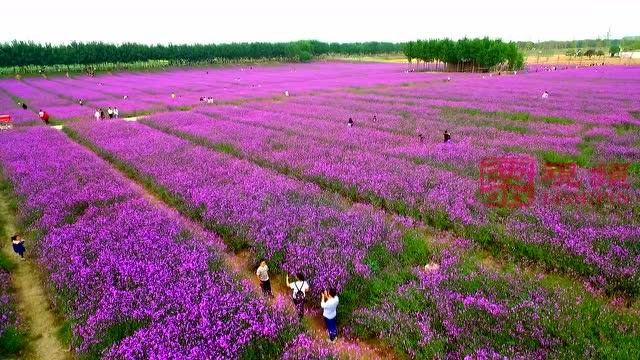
[4,0,638,44]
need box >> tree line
[403,38,524,72]
[0,40,402,68]
[517,37,640,51]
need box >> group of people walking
[94,107,119,120]
[256,260,339,343]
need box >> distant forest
[0,37,637,75]
[516,37,640,51]
[0,40,402,67]
[403,38,524,71]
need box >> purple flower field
[1,62,639,359]
[0,127,295,358]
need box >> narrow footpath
[0,191,70,360]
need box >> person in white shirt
[321,288,339,342]
[542,91,549,99]
[107,107,114,119]
[284,90,290,97]
[114,108,119,119]
[424,261,440,272]
[94,109,100,121]
[287,273,310,321]
[256,259,272,297]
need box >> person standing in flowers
[347,118,354,127]
[114,107,119,119]
[11,235,26,260]
[321,288,339,343]
[542,91,549,99]
[94,109,101,121]
[287,273,309,321]
[256,259,273,297]
[107,107,114,119]
[38,110,50,125]
[100,109,105,120]
[444,130,451,143]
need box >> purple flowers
[0,127,293,357]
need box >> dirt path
[0,192,71,360]
[61,130,392,359]
[135,178,390,359]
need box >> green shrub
[0,327,27,355]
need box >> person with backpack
[321,288,339,343]
[287,273,309,321]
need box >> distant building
[620,51,640,59]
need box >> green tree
[584,49,596,58]
[609,44,621,56]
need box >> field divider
[0,174,72,359]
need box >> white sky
[3,0,638,44]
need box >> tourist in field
[424,261,440,272]
[418,133,424,142]
[123,95,128,100]
[347,118,353,127]
[38,110,50,124]
[542,91,549,99]
[284,90,290,97]
[11,234,25,260]
[171,93,176,99]
[108,107,114,119]
[372,115,377,122]
[444,130,451,143]
[256,259,273,297]
[100,109,106,120]
[78,99,83,106]
[20,102,28,110]
[287,273,310,321]
[114,108,119,119]
[94,109,101,121]
[321,288,339,343]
